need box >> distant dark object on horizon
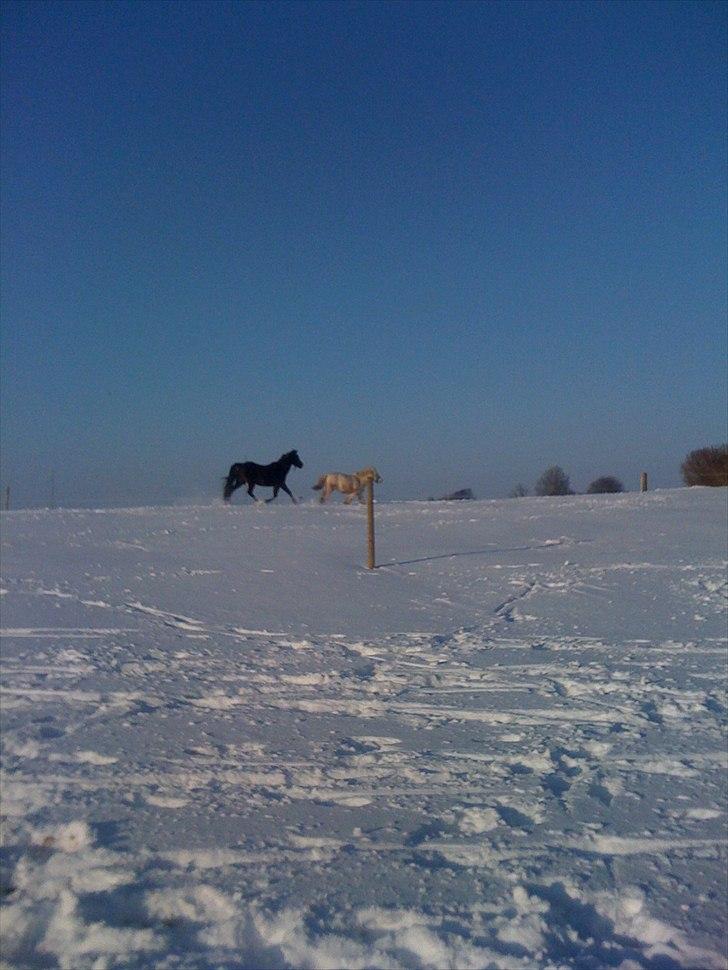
[429,489,475,501]
[587,476,625,494]
[681,444,728,487]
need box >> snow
[1,487,726,969]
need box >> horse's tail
[312,475,326,491]
[223,465,242,502]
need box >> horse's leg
[344,491,356,505]
[319,483,330,503]
[280,483,296,504]
[247,484,258,501]
[266,486,280,504]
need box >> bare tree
[534,466,572,496]
[510,483,528,498]
[681,445,728,487]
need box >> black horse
[223,450,303,503]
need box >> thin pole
[3,486,9,511]
[640,472,648,493]
[366,480,376,569]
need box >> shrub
[681,445,728,487]
[587,476,624,494]
[510,484,528,498]
[534,466,572,496]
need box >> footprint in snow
[184,744,223,758]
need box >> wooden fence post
[640,472,648,493]
[366,479,376,569]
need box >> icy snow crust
[1,488,726,969]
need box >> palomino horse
[312,467,382,504]
[223,450,303,503]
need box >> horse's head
[359,467,382,484]
[287,450,303,469]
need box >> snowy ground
[1,488,726,970]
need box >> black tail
[223,466,240,502]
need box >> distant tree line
[511,466,623,497]
[509,443,727,497]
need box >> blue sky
[1,0,726,507]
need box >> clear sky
[1,0,726,507]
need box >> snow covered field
[1,488,726,969]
